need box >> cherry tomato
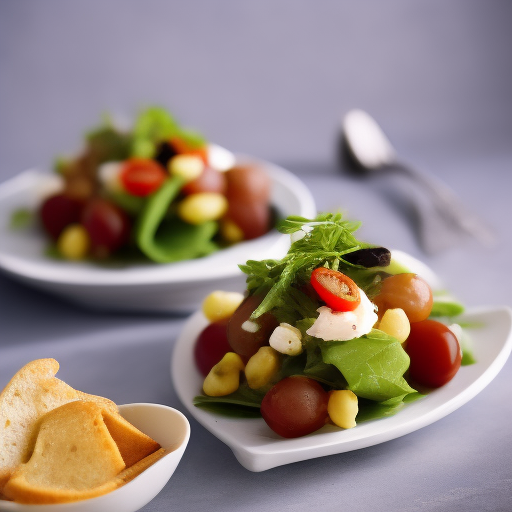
[310,267,361,312]
[223,164,272,240]
[39,194,83,240]
[194,321,231,377]
[120,158,167,197]
[81,198,130,258]
[181,165,227,196]
[261,376,329,438]
[225,199,270,240]
[406,319,461,388]
[227,294,278,359]
[225,165,271,204]
[374,273,433,323]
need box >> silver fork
[341,109,495,254]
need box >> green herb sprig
[239,213,380,319]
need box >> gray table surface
[1,2,511,511]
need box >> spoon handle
[386,162,495,248]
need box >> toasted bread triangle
[3,401,126,504]
[101,409,161,468]
[0,359,79,490]
[0,358,119,492]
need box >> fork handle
[384,161,495,247]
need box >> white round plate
[0,156,316,313]
[172,307,512,472]
[0,403,190,512]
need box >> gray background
[1,2,511,511]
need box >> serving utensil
[341,109,494,254]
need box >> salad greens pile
[195,213,471,420]
[242,213,385,319]
[13,106,274,265]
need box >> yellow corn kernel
[168,154,204,182]
[203,352,245,397]
[219,218,244,243]
[328,390,358,429]
[57,224,90,260]
[245,347,281,389]
[178,193,228,225]
[378,308,411,344]
[202,290,244,323]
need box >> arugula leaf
[321,329,416,402]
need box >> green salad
[192,213,471,438]
[13,107,273,264]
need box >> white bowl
[0,155,316,313]
[0,403,190,512]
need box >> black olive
[343,247,391,268]
[154,141,178,168]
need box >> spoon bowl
[342,109,397,170]
[0,403,190,512]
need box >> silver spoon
[341,109,495,254]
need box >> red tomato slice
[310,267,361,312]
[120,158,167,197]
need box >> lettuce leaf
[321,329,416,403]
[135,177,218,262]
[430,294,465,318]
[131,107,179,158]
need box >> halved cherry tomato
[120,158,167,197]
[310,267,361,312]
